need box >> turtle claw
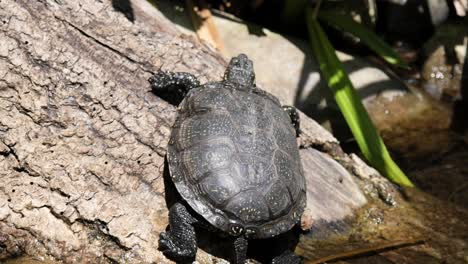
[158,231,196,260]
[158,232,174,252]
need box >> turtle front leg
[149,71,200,105]
[282,105,300,136]
[271,250,303,264]
[159,202,198,262]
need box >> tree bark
[0,0,394,263]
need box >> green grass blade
[318,10,410,69]
[306,9,414,187]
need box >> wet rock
[422,46,464,101]
[422,18,468,102]
[427,0,450,25]
[365,91,455,159]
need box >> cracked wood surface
[0,0,383,263]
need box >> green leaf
[306,9,414,187]
[318,10,410,69]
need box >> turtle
[149,54,306,264]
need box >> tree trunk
[0,0,393,263]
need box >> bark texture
[0,0,390,263]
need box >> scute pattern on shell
[167,83,306,239]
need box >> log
[0,0,395,263]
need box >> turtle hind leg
[271,250,303,264]
[149,71,200,105]
[158,202,198,262]
[282,105,300,136]
[232,236,248,264]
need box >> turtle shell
[167,82,306,239]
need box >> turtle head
[224,54,255,87]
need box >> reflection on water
[366,90,454,160]
[297,87,468,263]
